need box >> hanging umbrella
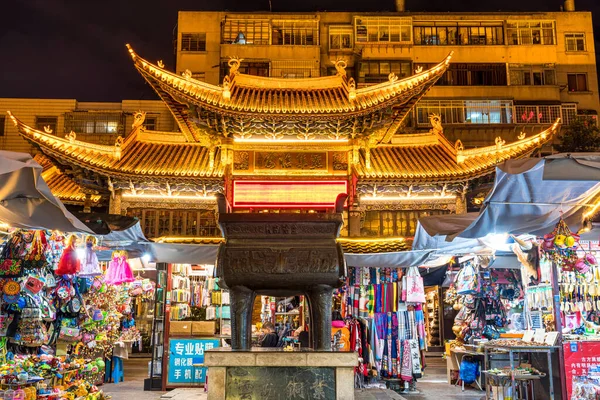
[0,150,92,233]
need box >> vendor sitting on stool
[260,322,279,347]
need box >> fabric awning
[0,151,92,233]
[456,154,600,239]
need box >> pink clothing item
[332,320,345,328]
[105,255,134,285]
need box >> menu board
[167,338,220,385]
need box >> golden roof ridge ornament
[228,58,243,76]
[334,59,347,76]
[65,131,76,143]
[43,125,53,134]
[132,111,146,129]
[157,60,164,68]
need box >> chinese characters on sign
[168,338,219,385]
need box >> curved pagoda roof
[126,44,453,142]
[9,110,560,186]
[355,119,561,183]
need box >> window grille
[565,33,586,52]
[222,20,270,45]
[413,21,503,45]
[35,116,58,133]
[64,112,124,134]
[416,63,507,86]
[181,33,207,51]
[515,105,562,124]
[271,60,319,78]
[358,60,412,83]
[220,61,269,79]
[509,65,556,86]
[144,116,158,131]
[0,117,5,137]
[128,209,220,238]
[271,20,319,46]
[355,17,412,44]
[416,100,513,125]
[329,26,353,50]
[506,21,555,45]
[362,210,449,237]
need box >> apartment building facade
[174,7,599,146]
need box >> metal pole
[551,261,567,400]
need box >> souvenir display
[55,236,80,276]
[79,236,101,278]
[104,251,134,285]
[0,228,146,396]
[450,260,520,343]
[341,266,427,391]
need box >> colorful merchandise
[105,251,134,285]
[79,236,101,277]
[55,235,80,276]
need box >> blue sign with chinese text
[167,338,220,385]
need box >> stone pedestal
[204,348,357,400]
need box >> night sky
[1,0,599,102]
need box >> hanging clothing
[105,254,135,285]
[79,246,101,277]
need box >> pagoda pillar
[348,206,362,237]
[455,192,467,214]
[109,189,123,215]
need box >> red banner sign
[233,180,348,208]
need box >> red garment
[56,245,80,275]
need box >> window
[355,17,412,44]
[416,63,507,86]
[191,72,205,81]
[271,60,319,78]
[561,103,577,125]
[416,100,513,125]
[220,61,269,78]
[128,209,220,238]
[515,105,561,124]
[181,33,206,51]
[358,60,412,84]
[362,210,449,237]
[506,21,555,45]
[222,20,269,45]
[143,116,157,131]
[0,117,5,136]
[271,20,319,46]
[64,112,124,134]
[35,116,58,133]
[565,33,586,52]
[413,22,503,46]
[509,65,556,86]
[329,26,353,50]
[567,73,588,92]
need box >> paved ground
[101,356,485,400]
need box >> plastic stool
[111,356,124,384]
[104,358,112,383]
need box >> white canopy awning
[456,154,600,239]
[0,151,92,233]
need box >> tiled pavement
[101,356,485,400]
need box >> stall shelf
[483,344,559,400]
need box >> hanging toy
[56,235,80,275]
[104,250,135,285]
[79,236,101,277]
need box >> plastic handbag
[58,327,81,342]
[405,266,426,303]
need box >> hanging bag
[405,266,426,303]
[455,262,480,295]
